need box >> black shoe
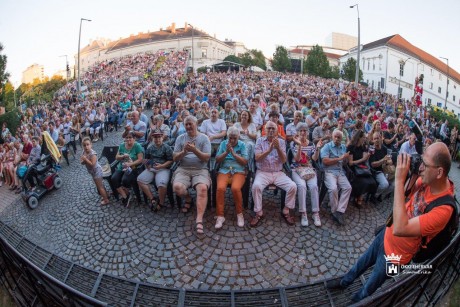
[109,127,114,132]
[326,278,347,290]
[332,211,346,226]
[121,193,130,206]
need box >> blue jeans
[341,228,388,302]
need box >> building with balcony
[339,34,460,116]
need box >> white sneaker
[215,216,225,229]
[312,213,322,227]
[237,213,244,227]
[301,214,309,227]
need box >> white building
[75,22,249,74]
[340,34,460,116]
[289,46,347,68]
[22,64,44,84]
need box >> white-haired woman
[291,122,322,227]
[214,126,248,229]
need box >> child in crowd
[80,137,110,205]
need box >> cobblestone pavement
[1,129,460,291]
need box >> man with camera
[327,142,455,302]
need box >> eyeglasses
[266,127,276,130]
[421,159,439,169]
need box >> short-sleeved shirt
[233,122,257,146]
[369,145,388,172]
[145,143,173,166]
[200,119,227,144]
[285,122,297,137]
[173,133,211,169]
[219,110,238,125]
[320,141,347,174]
[255,137,286,172]
[117,142,143,171]
[128,120,147,144]
[384,178,455,264]
[216,140,248,174]
[384,131,397,149]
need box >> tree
[240,52,254,68]
[342,57,363,82]
[328,65,340,79]
[0,43,11,106]
[223,55,241,65]
[3,81,15,111]
[304,45,330,78]
[250,49,267,71]
[272,46,291,72]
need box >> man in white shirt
[399,133,418,155]
[200,108,227,155]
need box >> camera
[410,154,422,175]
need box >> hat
[151,128,163,136]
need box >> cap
[151,128,163,136]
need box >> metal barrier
[0,219,459,306]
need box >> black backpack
[412,195,459,263]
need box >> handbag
[382,163,396,181]
[353,163,372,177]
[295,166,316,180]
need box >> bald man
[123,111,147,145]
[327,142,456,302]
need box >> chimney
[171,22,176,34]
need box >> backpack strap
[420,194,458,247]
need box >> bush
[429,106,459,129]
[0,109,20,141]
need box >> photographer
[327,142,455,302]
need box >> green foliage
[20,77,67,105]
[342,57,363,82]
[3,81,15,111]
[0,109,20,138]
[0,43,11,107]
[328,65,340,79]
[272,46,291,72]
[223,55,241,65]
[240,52,254,68]
[429,106,459,129]
[197,66,208,73]
[304,45,330,78]
[250,49,267,70]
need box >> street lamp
[397,57,411,100]
[440,57,449,110]
[188,23,195,73]
[59,55,69,81]
[77,18,91,97]
[350,4,360,87]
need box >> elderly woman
[171,110,190,141]
[196,101,210,125]
[286,111,303,144]
[291,123,322,227]
[137,129,173,211]
[215,127,248,229]
[264,103,285,125]
[149,114,170,143]
[111,131,144,206]
[233,110,257,151]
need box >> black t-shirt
[369,145,388,172]
[384,131,397,149]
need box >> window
[453,95,456,102]
[439,73,442,81]
[429,82,433,89]
[431,69,434,76]
[373,63,375,70]
[399,63,404,77]
[398,87,402,99]
[428,98,432,105]
[378,81,381,89]
[454,84,457,89]
[381,78,385,89]
[367,61,370,70]
[201,48,207,58]
[438,87,442,94]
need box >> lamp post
[188,24,195,73]
[440,57,449,110]
[59,55,68,81]
[350,4,360,87]
[77,18,91,97]
[397,57,411,100]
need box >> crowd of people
[1,49,459,302]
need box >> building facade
[288,46,347,68]
[75,23,249,74]
[22,64,44,84]
[339,35,460,116]
[325,32,358,51]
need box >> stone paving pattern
[1,126,460,291]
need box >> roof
[361,34,460,85]
[290,48,341,60]
[104,27,209,53]
[80,40,106,54]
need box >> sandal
[250,214,264,228]
[282,212,296,226]
[182,198,193,213]
[150,198,161,212]
[195,222,204,234]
